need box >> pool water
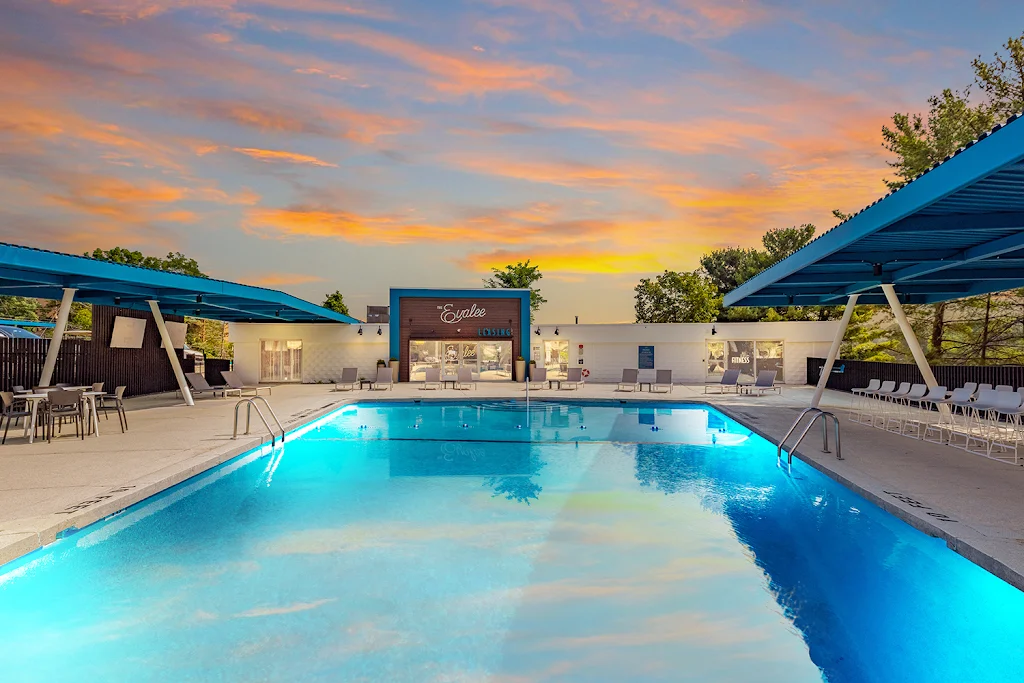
[1,401,1022,682]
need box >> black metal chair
[46,389,84,442]
[1,391,34,444]
[97,385,128,433]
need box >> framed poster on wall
[638,345,655,369]
[110,316,146,348]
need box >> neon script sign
[438,303,487,324]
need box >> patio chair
[929,386,975,444]
[561,367,584,391]
[961,382,979,398]
[617,369,639,392]
[849,379,881,421]
[888,383,927,433]
[704,369,740,394]
[652,369,673,393]
[45,389,84,442]
[369,366,393,391]
[740,370,780,396]
[92,382,104,393]
[526,366,547,390]
[985,392,1024,463]
[334,367,359,391]
[421,367,441,390]
[455,367,477,391]
[185,372,240,399]
[221,370,271,396]
[996,384,1014,392]
[1,391,35,444]
[955,388,1001,451]
[97,385,128,433]
[906,385,946,440]
[977,383,993,394]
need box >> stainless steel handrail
[233,397,284,445]
[777,407,842,466]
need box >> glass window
[260,340,302,382]
[706,341,725,381]
[727,341,756,383]
[755,340,785,381]
[478,342,512,380]
[544,340,569,379]
[409,341,440,381]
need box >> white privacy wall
[229,323,389,385]
[526,321,839,385]
[229,320,839,385]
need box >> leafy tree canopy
[483,260,547,322]
[322,290,350,316]
[634,270,720,323]
[86,247,207,278]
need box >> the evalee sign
[438,303,487,324]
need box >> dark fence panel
[205,358,233,387]
[807,358,1024,393]
[0,306,194,397]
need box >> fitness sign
[437,302,512,337]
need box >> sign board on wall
[159,321,188,349]
[638,345,655,369]
[110,316,146,348]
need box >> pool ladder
[777,407,842,466]
[232,396,285,445]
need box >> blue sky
[1,0,1022,321]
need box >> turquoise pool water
[1,400,1022,682]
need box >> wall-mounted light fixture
[194,309,202,315]
[554,327,560,336]
[535,327,541,335]
[196,294,203,303]
[377,326,382,336]
[113,297,121,305]
[711,325,717,336]
[872,262,883,276]
[357,326,363,335]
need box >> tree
[972,33,1024,122]
[87,247,207,277]
[841,306,898,361]
[322,290,350,316]
[483,260,547,322]
[634,270,720,323]
[0,296,39,321]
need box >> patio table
[21,394,49,444]
[82,391,104,437]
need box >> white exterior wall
[229,323,390,385]
[229,320,839,385]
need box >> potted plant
[388,356,399,382]
[515,355,526,382]
[376,359,387,368]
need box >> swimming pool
[1,400,1021,682]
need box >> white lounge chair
[421,367,441,390]
[455,367,477,390]
[369,366,393,391]
[184,372,240,399]
[652,369,673,393]
[705,369,740,394]
[561,367,584,390]
[526,366,547,390]
[334,367,358,391]
[222,370,272,396]
[617,369,639,392]
[740,370,780,396]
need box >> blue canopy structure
[0,242,357,324]
[725,112,1024,308]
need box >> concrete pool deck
[1,382,1022,591]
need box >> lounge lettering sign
[478,327,512,337]
[438,303,487,324]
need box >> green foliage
[841,306,898,361]
[186,317,232,359]
[972,32,1024,122]
[0,296,40,322]
[634,270,720,323]
[483,260,546,322]
[321,290,350,316]
[86,247,207,277]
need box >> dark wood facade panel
[398,297,522,381]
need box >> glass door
[478,341,512,380]
[260,340,302,382]
[543,340,569,379]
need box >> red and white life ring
[581,368,590,378]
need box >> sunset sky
[2,1,1022,322]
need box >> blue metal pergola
[0,242,358,324]
[0,241,356,403]
[725,112,1024,308]
[722,111,1024,412]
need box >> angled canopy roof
[0,242,358,323]
[725,112,1024,307]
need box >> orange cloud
[242,273,327,286]
[458,248,666,274]
[229,147,337,167]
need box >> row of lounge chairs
[183,371,271,399]
[850,380,1024,463]
[704,370,781,396]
